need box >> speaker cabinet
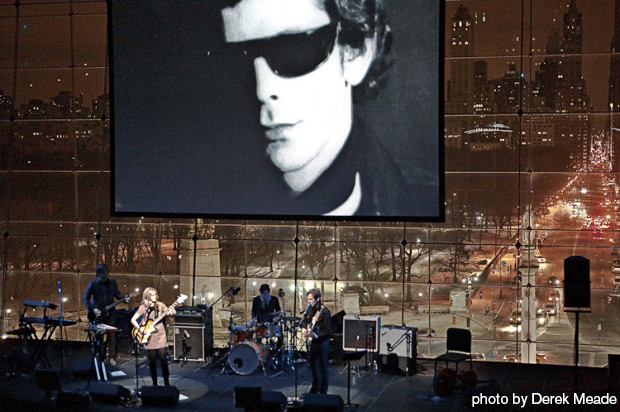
[300,393,344,412]
[379,325,416,358]
[56,391,92,411]
[89,382,131,405]
[343,315,381,352]
[564,256,590,310]
[173,324,212,361]
[141,385,180,408]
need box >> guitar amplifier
[173,324,213,361]
[379,325,417,358]
[173,306,213,361]
[343,315,381,352]
[174,306,212,325]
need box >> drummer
[251,284,281,326]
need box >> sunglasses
[226,22,339,78]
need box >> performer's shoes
[109,359,117,367]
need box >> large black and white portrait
[110,0,444,220]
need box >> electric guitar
[132,294,187,345]
[88,292,138,322]
[306,307,322,345]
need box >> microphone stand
[207,287,235,312]
[134,305,152,394]
[208,287,237,375]
[57,279,65,374]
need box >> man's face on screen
[222,0,370,193]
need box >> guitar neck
[150,300,180,325]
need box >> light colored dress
[136,301,169,350]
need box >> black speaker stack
[564,256,591,310]
[173,305,214,361]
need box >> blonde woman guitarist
[301,288,332,394]
[131,287,181,386]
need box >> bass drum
[228,341,267,375]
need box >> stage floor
[0,340,615,411]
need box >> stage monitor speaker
[343,315,381,352]
[609,354,620,392]
[260,391,287,412]
[173,324,212,361]
[564,256,590,310]
[34,367,61,400]
[56,391,92,411]
[140,385,180,408]
[300,393,344,412]
[89,382,131,405]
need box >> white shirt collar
[324,172,362,216]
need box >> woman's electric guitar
[132,294,187,345]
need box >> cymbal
[219,308,238,313]
[283,316,301,322]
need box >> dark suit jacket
[83,277,124,313]
[251,295,281,323]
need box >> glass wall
[1,0,620,366]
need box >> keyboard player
[83,263,129,367]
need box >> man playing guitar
[83,263,131,366]
[131,288,180,386]
[301,288,332,394]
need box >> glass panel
[73,68,106,115]
[17,16,71,68]
[12,120,75,170]
[445,115,521,171]
[0,14,16,68]
[445,57,531,116]
[72,15,106,68]
[0,6,17,18]
[0,70,14,120]
[76,119,107,169]
[9,172,75,221]
[445,0,526,59]
[15,69,75,118]
[6,232,76,271]
[530,55,611,113]
[531,0,616,56]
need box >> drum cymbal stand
[268,318,287,377]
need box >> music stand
[343,350,367,408]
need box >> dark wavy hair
[328,0,393,102]
[217,0,393,102]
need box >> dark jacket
[300,305,332,344]
[83,277,124,313]
[274,116,440,217]
[251,295,281,324]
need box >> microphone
[183,330,190,339]
[232,287,241,296]
[300,303,311,315]
[278,288,284,297]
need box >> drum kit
[219,308,303,376]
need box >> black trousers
[309,339,330,394]
[147,348,170,386]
